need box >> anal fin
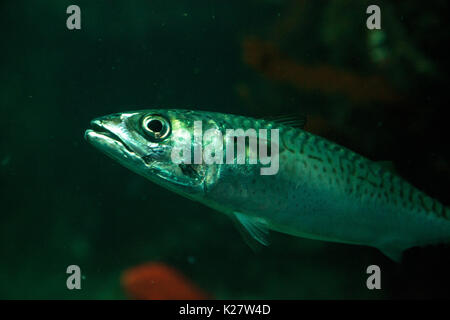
[232,212,270,251]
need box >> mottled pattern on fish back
[208,111,449,221]
[281,124,450,221]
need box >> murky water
[1,0,449,299]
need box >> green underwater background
[1,0,449,299]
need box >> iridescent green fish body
[85,109,450,261]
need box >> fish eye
[142,115,171,141]
[147,119,163,133]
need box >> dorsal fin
[263,114,307,129]
[231,212,270,251]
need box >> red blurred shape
[121,262,209,300]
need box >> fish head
[85,109,221,197]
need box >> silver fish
[85,109,450,261]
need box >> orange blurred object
[121,262,209,300]
[242,37,401,103]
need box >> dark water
[1,0,449,299]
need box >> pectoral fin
[231,212,270,251]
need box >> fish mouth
[85,120,135,154]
